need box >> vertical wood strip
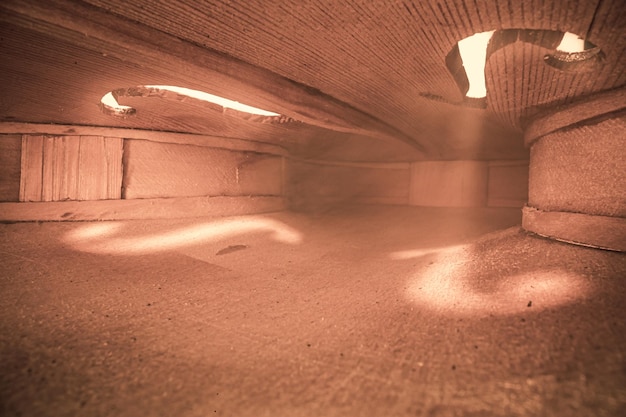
[41,135,55,201]
[19,135,44,202]
[77,136,104,200]
[62,136,81,200]
[104,136,123,199]
[19,134,123,202]
[0,135,22,202]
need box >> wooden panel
[237,155,283,196]
[0,196,284,222]
[44,135,80,201]
[288,160,410,209]
[19,135,44,202]
[76,136,123,200]
[487,161,529,208]
[19,135,123,202]
[123,140,283,199]
[0,135,22,202]
[409,161,488,207]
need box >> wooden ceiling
[1,0,624,161]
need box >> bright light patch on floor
[390,244,469,260]
[64,216,302,255]
[457,30,495,98]
[557,32,586,53]
[144,85,280,116]
[401,244,590,316]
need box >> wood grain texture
[0,0,427,154]
[1,0,623,163]
[409,161,489,207]
[123,140,283,199]
[0,135,21,202]
[19,135,123,202]
[522,206,626,252]
[0,196,284,222]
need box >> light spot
[144,85,280,116]
[457,30,495,99]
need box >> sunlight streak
[64,216,302,255]
[399,245,590,316]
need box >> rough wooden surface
[0,196,284,221]
[0,135,21,202]
[522,206,626,252]
[529,116,626,217]
[19,135,123,202]
[2,207,625,416]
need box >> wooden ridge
[522,206,626,252]
[0,122,287,156]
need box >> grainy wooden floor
[1,206,625,417]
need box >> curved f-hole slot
[443,29,603,108]
[99,85,294,123]
[457,30,495,99]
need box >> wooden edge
[487,160,529,167]
[0,196,285,222]
[353,196,409,205]
[288,158,411,170]
[524,87,626,147]
[487,197,526,208]
[522,206,626,252]
[0,122,287,156]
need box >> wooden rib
[0,122,287,156]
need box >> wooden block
[19,135,123,202]
[0,135,22,202]
[77,136,123,200]
[409,161,488,207]
[487,161,529,207]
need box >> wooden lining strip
[0,122,287,156]
[522,206,626,252]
